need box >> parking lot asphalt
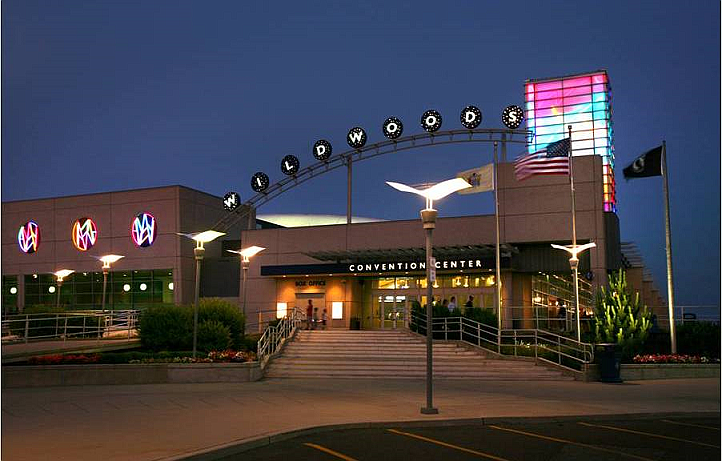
[229,414,721,461]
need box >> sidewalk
[1,377,719,461]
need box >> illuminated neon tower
[524,70,615,212]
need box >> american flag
[514,137,571,181]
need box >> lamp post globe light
[227,246,266,328]
[97,255,124,312]
[551,242,596,342]
[178,230,226,358]
[53,269,74,310]
[386,177,471,415]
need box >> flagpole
[494,141,502,342]
[568,125,581,342]
[661,140,677,353]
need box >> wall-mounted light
[332,301,343,319]
[168,282,174,291]
[123,284,131,292]
[276,302,287,319]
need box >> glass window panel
[377,278,395,289]
[395,277,413,289]
[562,85,591,98]
[534,124,566,136]
[535,97,564,110]
[562,76,592,87]
[571,148,595,156]
[592,102,608,113]
[535,80,562,93]
[564,112,593,124]
[592,111,607,121]
[525,83,535,95]
[592,92,607,103]
[525,101,534,112]
[534,114,564,127]
[563,102,592,115]
[591,73,608,83]
[592,84,606,93]
[571,129,594,141]
[593,119,608,130]
[572,121,594,132]
[535,133,566,145]
[563,94,592,106]
[594,137,609,147]
[534,85,562,97]
[526,110,535,120]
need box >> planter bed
[583,363,720,381]
[1,361,262,388]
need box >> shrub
[197,320,232,353]
[677,322,720,359]
[239,333,261,353]
[593,269,652,361]
[198,298,245,349]
[138,304,193,351]
[463,307,498,327]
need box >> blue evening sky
[2,1,720,306]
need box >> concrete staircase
[264,329,572,380]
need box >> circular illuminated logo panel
[281,155,300,176]
[251,172,270,192]
[223,191,241,211]
[131,212,157,248]
[346,127,367,149]
[72,218,98,251]
[460,105,482,129]
[502,105,524,129]
[313,140,332,161]
[18,221,40,254]
[383,117,403,139]
[421,110,442,132]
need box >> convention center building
[2,70,667,330]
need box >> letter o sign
[382,117,403,139]
[421,109,442,132]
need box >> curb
[158,411,721,461]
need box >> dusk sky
[2,1,720,306]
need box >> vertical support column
[661,141,677,353]
[347,156,353,226]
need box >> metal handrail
[256,307,304,369]
[1,310,139,344]
[409,311,594,371]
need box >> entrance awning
[305,244,517,264]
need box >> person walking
[448,296,457,313]
[321,308,328,330]
[464,295,474,308]
[306,299,314,330]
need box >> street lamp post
[98,255,124,312]
[227,246,266,329]
[178,230,226,358]
[53,270,74,310]
[387,177,471,415]
[551,242,596,342]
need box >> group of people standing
[436,295,475,313]
[305,299,327,330]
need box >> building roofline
[525,69,609,84]
[2,184,221,205]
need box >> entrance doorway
[368,292,417,330]
[295,292,326,328]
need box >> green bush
[593,269,652,361]
[677,322,720,358]
[197,320,232,352]
[138,304,193,351]
[198,298,245,349]
[463,307,498,327]
[240,333,261,353]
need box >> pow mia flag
[623,145,663,179]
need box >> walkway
[1,377,719,460]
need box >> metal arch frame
[214,127,532,232]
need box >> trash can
[350,317,361,330]
[596,343,623,383]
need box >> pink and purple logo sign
[18,221,40,254]
[72,218,98,251]
[131,212,157,247]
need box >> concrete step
[265,370,572,380]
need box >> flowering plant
[632,354,718,364]
[29,354,100,365]
[207,349,257,363]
